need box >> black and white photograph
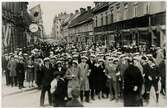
[1,0,166,107]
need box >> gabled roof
[68,10,93,28]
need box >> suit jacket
[41,65,53,87]
[87,60,96,79]
[16,62,25,74]
[105,63,117,81]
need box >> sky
[28,1,94,35]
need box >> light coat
[78,63,89,91]
[7,60,17,77]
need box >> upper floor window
[123,2,128,20]
[134,2,138,17]
[116,4,121,21]
[101,14,103,26]
[105,12,108,25]
[116,3,120,11]
[95,16,97,27]
[110,8,113,23]
[124,2,128,9]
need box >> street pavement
[2,75,166,107]
[2,86,166,107]
[2,76,37,97]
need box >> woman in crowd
[27,56,35,88]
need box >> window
[123,2,128,20]
[116,4,121,21]
[110,8,113,23]
[101,14,103,26]
[124,2,128,9]
[116,4,120,10]
[105,12,108,25]
[134,2,138,17]
[111,13,113,23]
[95,16,97,27]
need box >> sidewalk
[2,76,38,97]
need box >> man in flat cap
[7,55,17,87]
[145,55,160,103]
[87,54,96,100]
[105,57,119,101]
[78,56,90,103]
[40,57,53,106]
[16,57,25,89]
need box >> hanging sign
[29,23,38,33]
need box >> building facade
[2,2,32,54]
[68,6,94,49]
[93,2,166,49]
[52,12,69,41]
[61,10,80,44]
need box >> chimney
[80,8,85,14]
[87,6,91,11]
[70,13,73,16]
[75,10,79,14]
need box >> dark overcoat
[123,64,143,106]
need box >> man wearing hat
[105,57,119,101]
[78,56,90,102]
[118,55,129,98]
[55,60,66,76]
[87,54,96,100]
[140,56,150,100]
[123,57,143,106]
[67,55,73,67]
[16,57,25,89]
[96,58,107,99]
[50,56,56,71]
[40,57,53,106]
[145,56,160,103]
[7,55,17,87]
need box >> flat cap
[81,56,88,60]
[44,57,50,61]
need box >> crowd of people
[2,41,166,107]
